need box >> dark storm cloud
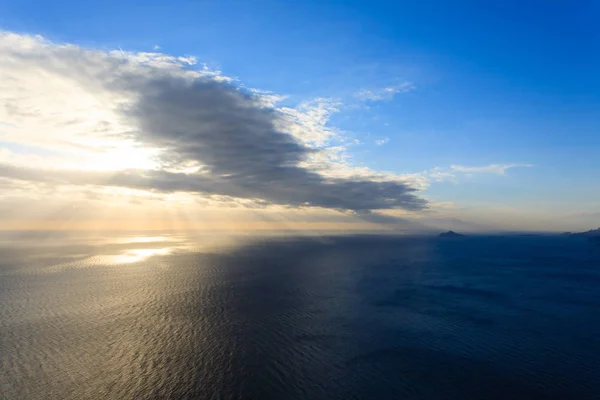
[118,75,427,211]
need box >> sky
[0,0,599,232]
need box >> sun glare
[116,236,172,244]
[88,144,159,171]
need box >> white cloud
[277,98,342,146]
[375,138,390,145]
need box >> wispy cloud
[355,82,415,102]
[421,163,532,183]
[449,163,533,175]
[375,138,390,146]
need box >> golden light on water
[115,236,172,244]
[30,234,246,274]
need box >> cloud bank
[0,33,426,216]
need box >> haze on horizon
[1,1,599,233]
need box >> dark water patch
[344,347,571,399]
[541,271,600,283]
[423,284,507,300]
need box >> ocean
[1,232,599,399]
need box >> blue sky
[1,0,599,231]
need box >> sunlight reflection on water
[101,247,174,264]
[28,233,245,273]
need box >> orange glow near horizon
[0,219,389,232]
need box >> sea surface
[1,232,600,399]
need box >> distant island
[573,227,600,237]
[438,230,465,238]
[560,228,600,244]
[561,228,600,238]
